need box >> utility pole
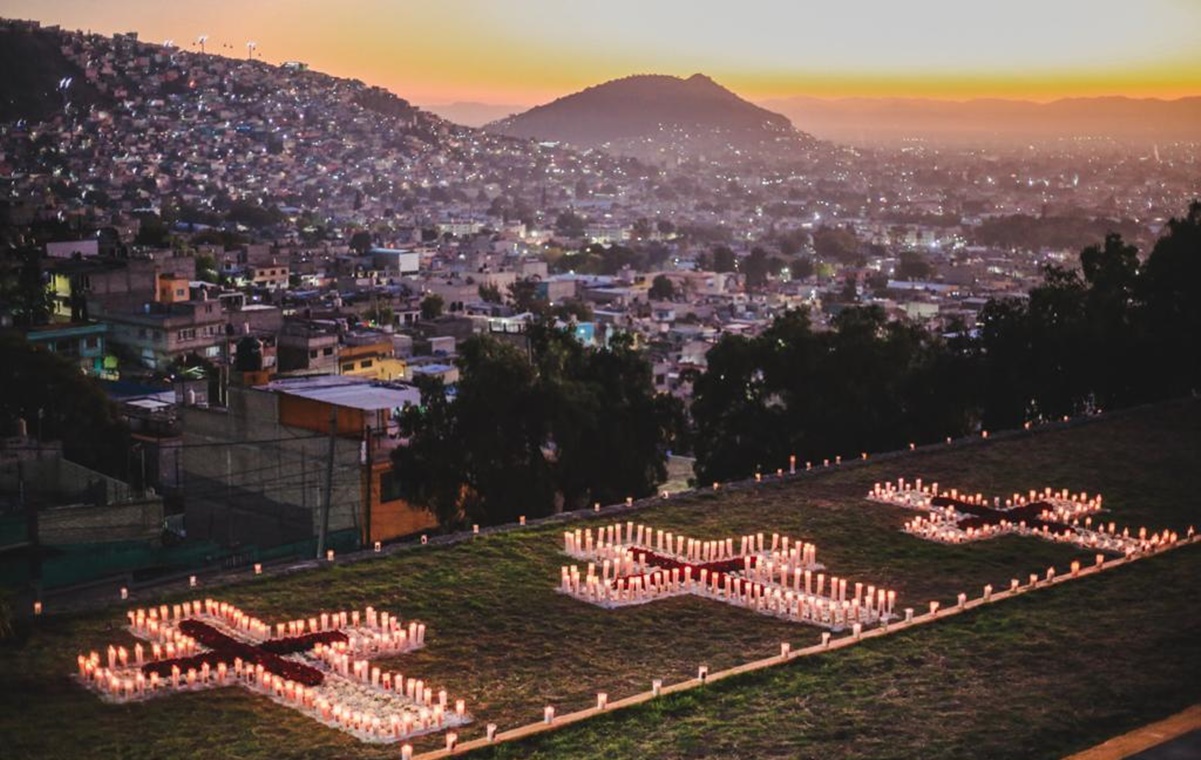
[317,408,336,558]
[362,425,372,549]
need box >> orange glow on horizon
[4,0,1199,108]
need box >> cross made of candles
[560,522,896,631]
[75,599,470,743]
[868,478,1178,554]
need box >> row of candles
[563,524,821,570]
[870,478,1104,513]
[562,565,893,630]
[80,648,465,741]
[125,600,425,653]
[562,557,885,608]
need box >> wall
[181,388,365,549]
[38,497,163,545]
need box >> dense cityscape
[1,8,1199,760]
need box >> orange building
[270,376,434,545]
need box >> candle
[597,692,608,709]
[486,723,498,741]
[254,563,262,575]
[544,705,555,724]
[652,679,662,696]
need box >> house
[339,331,406,381]
[181,375,435,551]
[102,297,228,370]
[23,322,117,379]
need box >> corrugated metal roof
[260,376,421,411]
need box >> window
[322,347,334,356]
[85,337,100,349]
[360,359,373,369]
[309,349,318,358]
[178,328,196,341]
[175,289,185,297]
[341,363,354,372]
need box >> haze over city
[7,0,1201,107]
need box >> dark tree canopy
[393,324,680,527]
[691,201,1201,484]
[0,333,131,477]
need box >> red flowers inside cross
[140,620,347,687]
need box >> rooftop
[258,375,420,411]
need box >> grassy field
[1,401,1199,759]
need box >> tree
[508,279,545,314]
[896,250,933,281]
[0,248,52,327]
[555,211,586,238]
[349,230,373,254]
[743,247,771,289]
[1140,201,1201,397]
[194,252,219,283]
[711,245,736,273]
[364,304,395,327]
[791,256,815,280]
[392,376,467,527]
[478,282,503,304]
[648,274,677,301]
[0,333,131,477]
[812,226,861,264]
[420,293,444,321]
[392,325,676,524]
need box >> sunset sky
[7,0,1201,106]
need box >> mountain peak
[486,73,815,162]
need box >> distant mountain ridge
[760,95,1201,146]
[487,74,816,162]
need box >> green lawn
[1,401,1199,759]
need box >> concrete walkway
[1064,704,1201,760]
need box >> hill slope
[488,73,816,162]
[0,24,110,122]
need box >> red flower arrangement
[931,496,1065,533]
[610,548,760,594]
[140,620,347,687]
